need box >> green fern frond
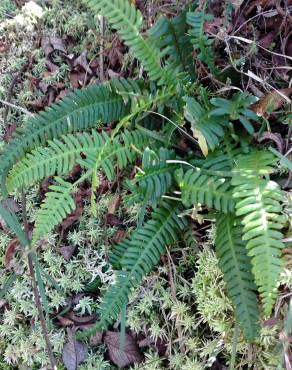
[7,130,150,192]
[0,84,127,188]
[187,9,218,75]
[184,96,225,155]
[148,11,194,78]
[129,147,175,208]
[232,151,285,315]
[175,168,234,213]
[32,177,76,245]
[80,201,188,335]
[83,0,172,85]
[215,213,259,340]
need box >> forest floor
[0,0,291,369]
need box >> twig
[98,15,105,82]
[21,191,56,370]
[166,249,186,353]
[0,99,34,118]
[2,62,29,134]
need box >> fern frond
[7,130,150,192]
[184,96,225,155]
[148,11,194,78]
[83,0,172,85]
[231,151,285,315]
[80,201,188,334]
[129,147,175,208]
[187,9,218,75]
[175,168,234,213]
[32,177,76,245]
[0,84,127,186]
[215,213,259,340]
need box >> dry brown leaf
[107,195,121,214]
[60,246,76,261]
[104,331,143,368]
[89,331,103,346]
[251,88,292,116]
[4,239,21,269]
[62,339,88,370]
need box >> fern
[129,147,175,208]
[80,201,188,334]
[187,8,218,75]
[231,151,285,315]
[32,177,76,245]
[83,0,172,86]
[175,168,235,213]
[0,83,128,190]
[215,213,260,340]
[7,129,150,192]
[148,11,194,78]
[183,96,225,156]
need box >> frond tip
[215,214,260,340]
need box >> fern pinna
[0,0,288,348]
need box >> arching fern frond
[175,168,234,213]
[32,177,76,245]
[7,129,150,192]
[79,201,188,335]
[129,147,175,208]
[0,84,128,188]
[231,151,285,315]
[148,11,194,78]
[215,213,259,340]
[187,8,218,75]
[83,0,172,86]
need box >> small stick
[1,99,34,118]
[166,249,186,353]
[21,191,56,370]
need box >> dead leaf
[41,36,66,58]
[112,229,127,244]
[106,214,123,226]
[58,316,74,327]
[251,88,292,116]
[89,331,103,346]
[4,239,21,269]
[60,246,76,261]
[67,311,96,325]
[257,132,284,153]
[104,331,143,368]
[191,128,208,157]
[62,339,88,370]
[108,195,121,214]
[73,51,92,74]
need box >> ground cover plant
[0,0,291,369]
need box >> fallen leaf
[4,239,21,269]
[73,51,92,74]
[107,195,121,214]
[112,229,127,244]
[257,132,284,153]
[41,36,66,58]
[58,316,74,327]
[60,246,76,261]
[106,214,123,226]
[89,331,103,346]
[251,88,292,116]
[68,311,96,325]
[62,339,88,370]
[104,331,143,368]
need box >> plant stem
[21,191,57,370]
